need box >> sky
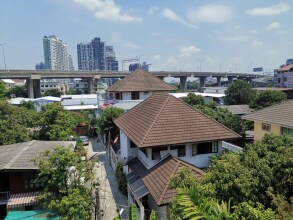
[0,0,292,73]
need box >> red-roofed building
[275,64,293,88]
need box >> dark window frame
[192,142,218,156]
[170,145,186,157]
[262,123,271,132]
[131,91,140,100]
[152,147,168,160]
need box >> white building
[106,69,176,101]
[40,80,68,95]
[112,93,240,220]
[43,35,70,70]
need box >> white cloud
[252,39,263,47]
[188,4,233,23]
[162,8,197,28]
[246,2,290,16]
[154,54,161,60]
[73,0,142,22]
[148,6,159,14]
[179,45,201,57]
[219,36,251,42]
[266,22,281,31]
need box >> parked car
[79,136,89,145]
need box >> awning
[7,192,37,209]
[126,172,149,199]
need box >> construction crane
[122,57,140,71]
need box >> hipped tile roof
[115,93,240,148]
[128,155,204,205]
[242,100,293,128]
[279,64,293,72]
[106,69,177,92]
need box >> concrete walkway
[88,137,128,220]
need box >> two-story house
[0,140,75,218]
[242,100,293,141]
[106,68,177,101]
[113,93,240,219]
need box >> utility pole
[0,43,7,70]
[197,59,204,72]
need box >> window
[281,127,293,136]
[130,140,137,148]
[41,85,44,87]
[115,92,121,100]
[262,123,271,132]
[50,85,53,87]
[152,147,168,160]
[192,142,218,155]
[45,85,48,87]
[24,178,43,190]
[131,92,139,100]
[170,145,186,157]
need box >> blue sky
[0,0,292,73]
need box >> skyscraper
[68,54,74,71]
[77,37,118,71]
[43,35,70,70]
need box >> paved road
[89,137,128,220]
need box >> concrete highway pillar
[87,77,94,94]
[180,76,187,91]
[26,78,34,98]
[227,76,234,85]
[34,79,41,98]
[216,76,221,87]
[199,76,206,88]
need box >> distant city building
[253,67,263,72]
[77,37,118,71]
[35,62,46,70]
[129,63,141,71]
[43,35,70,70]
[274,58,293,87]
[129,62,151,72]
[142,62,152,72]
[40,80,68,95]
[286,58,293,65]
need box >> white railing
[222,141,243,152]
[0,191,10,203]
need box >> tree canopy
[44,88,62,97]
[0,101,38,145]
[224,80,256,105]
[97,107,125,140]
[250,90,287,110]
[38,103,86,141]
[181,93,204,106]
[6,85,28,98]
[34,146,97,220]
[0,81,7,100]
[169,134,293,219]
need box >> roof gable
[279,64,293,72]
[115,93,240,148]
[106,69,176,92]
[128,155,204,205]
[242,100,293,128]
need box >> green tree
[149,210,157,220]
[6,85,28,98]
[181,93,204,106]
[97,107,124,140]
[65,88,76,95]
[224,80,256,105]
[38,103,83,141]
[34,146,97,220]
[0,81,8,100]
[44,88,62,97]
[187,81,199,90]
[195,105,246,135]
[19,100,36,110]
[0,101,37,145]
[250,90,287,110]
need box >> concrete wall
[121,91,168,101]
[254,121,281,141]
[120,131,138,173]
[147,194,168,220]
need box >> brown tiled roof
[115,93,240,148]
[218,105,253,115]
[106,69,177,92]
[242,100,293,128]
[128,155,204,206]
[279,64,293,72]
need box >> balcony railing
[0,191,10,204]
